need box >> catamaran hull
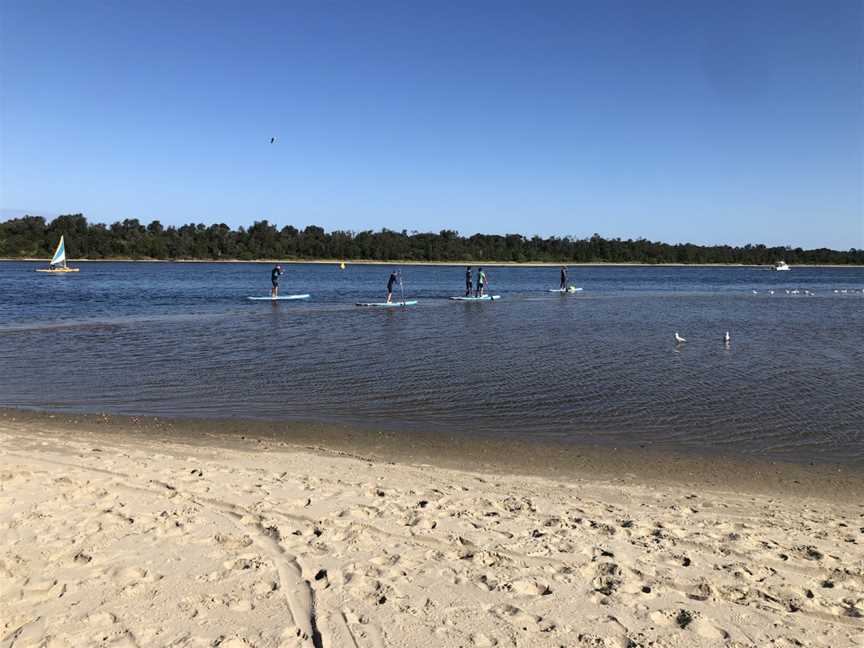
[36,268,80,273]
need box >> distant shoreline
[3,257,863,268]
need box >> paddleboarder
[475,267,487,297]
[465,266,473,296]
[271,264,283,298]
[386,270,400,303]
[560,266,568,291]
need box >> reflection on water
[1,261,862,466]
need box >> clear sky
[1,0,861,249]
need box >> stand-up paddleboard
[548,287,583,293]
[450,295,501,301]
[356,300,418,307]
[248,294,311,301]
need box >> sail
[50,236,66,267]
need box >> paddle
[399,269,406,309]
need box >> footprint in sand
[214,637,254,648]
[1,616,46,647]
[225,596,254,612]
[590,562,623,596]
[502,578,552,596]
[469,632,498,646]
[487,603,555,633]
[213,533,254,550]
[341,608,386,648]
[690,615,731,640]
[80,610,118,626]
[649,608,729,639]
[19,577,65,604]
[222,554,267,572]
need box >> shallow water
[1,261,862,466]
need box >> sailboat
[36,235,79,273]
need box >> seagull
[674,332,687,344]
[752,290,758,295]
[270,137,276,144]
[723,331,731,344]
[768,290,774,295]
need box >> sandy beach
[1,413,862,648]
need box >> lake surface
[1,261,862,466]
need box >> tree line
[1,214,861,265]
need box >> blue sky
[1,0,861,249]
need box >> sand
[1,417,862,647]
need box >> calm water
[1,261,862,466]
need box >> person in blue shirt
[560,266,568,291]
[271,264,283,298]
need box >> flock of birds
[674,287,861,347]
[750,288,864,295]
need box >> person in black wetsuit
[386,270,400,303]
[560,266,568,291]
[465,266,473,296]
[271,264,283,298]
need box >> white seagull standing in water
[723,331,731,344]
[674,332,687,344]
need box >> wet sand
[3,409,862,504]
[2,410,863,647]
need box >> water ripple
[1,261,862,466]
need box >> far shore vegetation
[2,214,861,265]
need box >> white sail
[50,236,66,267]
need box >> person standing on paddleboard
[560,265,568,291]
[271,264,283,298]
[476,267,487,297]
[465,266,473,296]
[386,270,400,303]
